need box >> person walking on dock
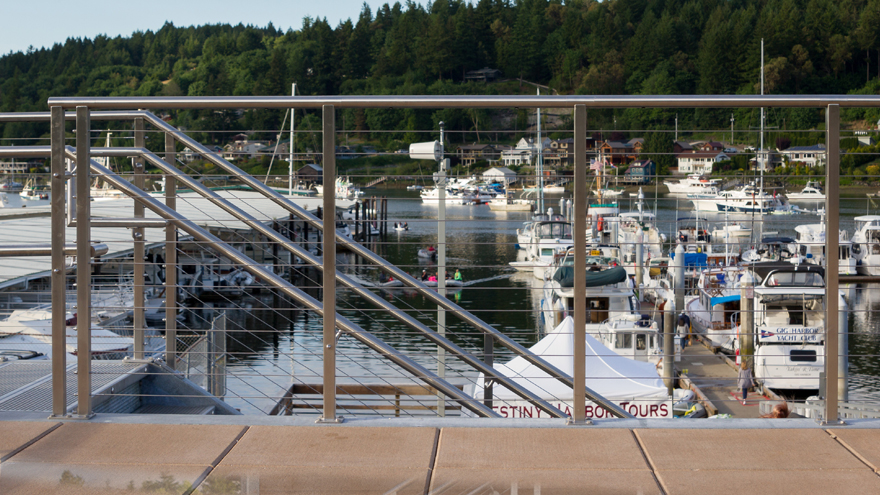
[738,360,755,405]
[677,314,690,349]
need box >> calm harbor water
[203,188,880,414]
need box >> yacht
[664,174,722,195]
[509,216,573,278]
[314,177,363,200]
[685,266,744,352]
[420,186,474,205]
[691,182,791,214]
[794,223,857,275]
[746,262,827,391]
[787,180,825,201]
[850,215,880,275]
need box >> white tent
[482,166,517,183]
[473,317,671,418]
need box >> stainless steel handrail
[46,94,880,109]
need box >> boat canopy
[552,266,627,288]
[669,251,708,268]
[760,236,795,244]
[709,294,740,308]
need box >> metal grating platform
[0,361,143,412]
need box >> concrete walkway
[3,415,880,494]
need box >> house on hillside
[457,144,497,167]
[621,160,656,185]
[501,138,537,167]
[778,144,825,168]
[223,138,268,161]
[673,141,694,154]
[294,163,323,183]
[677,151,730,174]
[465,67,502,82]
[599,140,639,165]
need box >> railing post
[133,116,146,359]
[320,104,339,422]
[571,104,588,424]
[50,105,67,417]
[75,106,93,418]
[825,104,842,424]
[437,158,447,417]
[164,132,177,369]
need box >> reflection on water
[203,190,880,413]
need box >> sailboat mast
[289,83,296,195]
[537,88,543,214]
[760,38,764,194]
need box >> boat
[19,178,48,200]
[0,180,24,193]
[740,236,797,263]
[794,223,857,276]
[690,182,792,214]
[850,215,880,275]
[685,266,745,352]
[509,216,573,278]
[406,184,424,191]
[417,247,437,260]
[787,180,825,201]
[711,223,752,240]
[420,186,473,205]
[393,222,409,232]
[597,187,625,198]
[422,279,463,288]
[745,262,828,391]
[487,193,534,211]
[314,176,363,200]
[664,174,722,195]
[468,316,672,419]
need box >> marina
[0,95,879,492]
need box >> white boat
[0,180,24,193]
[510,217,573,279]
[417,247,437,260]
[787,180,825,201]
[686,266,745,352]
[406,184,424,191]
[746,262,828,391]
[711,223,752,240]
[314,177,363,200]
[420,186,473,205]
[851,215,880,275]
[469,316,672,419]
[691,182,792,214]
[794,223,857,275]
[664,174,722,195]
[393,222,408,232]
[422,279,463,288]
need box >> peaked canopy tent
[470,317,671,419]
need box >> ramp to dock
[2,416,880,494]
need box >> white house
[0,160,29,174]
[501,137,538,167]
[676,151,730,174]
[482,166,518,184]
[779,144,825,168]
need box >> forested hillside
[3,0,880,144]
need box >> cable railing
[0,94,878,424]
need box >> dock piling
[663,299,675,395]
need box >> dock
[3,414,880,494]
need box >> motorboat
[685,266,745,352]
[469,316,672,419]
[787,180,825,201]
[406,184,424,191]
[509,216,573,278]
[417,247,437,260]
[691,182,792,214]
[850,215,880,275]
[488,193,534,211]
[393,222,409,232]
[420,186,473,205]
[745,262,828,391]
[711,223,751,240]
[794,223,857,276]
[664,174,722,195]
[314,177,363,200]
[740,237,797,263]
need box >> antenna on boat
[760,38,765,195]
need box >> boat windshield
[537,222,572,239]
[764,271,824,287]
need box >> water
[202,189,880,414]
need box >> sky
[0,0,395,56]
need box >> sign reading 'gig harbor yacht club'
[759,327,821,343]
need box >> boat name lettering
[493,402,669,419]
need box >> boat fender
[597,216,604,232]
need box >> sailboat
[91,133,127,201]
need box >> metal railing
[0,93,876,423]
